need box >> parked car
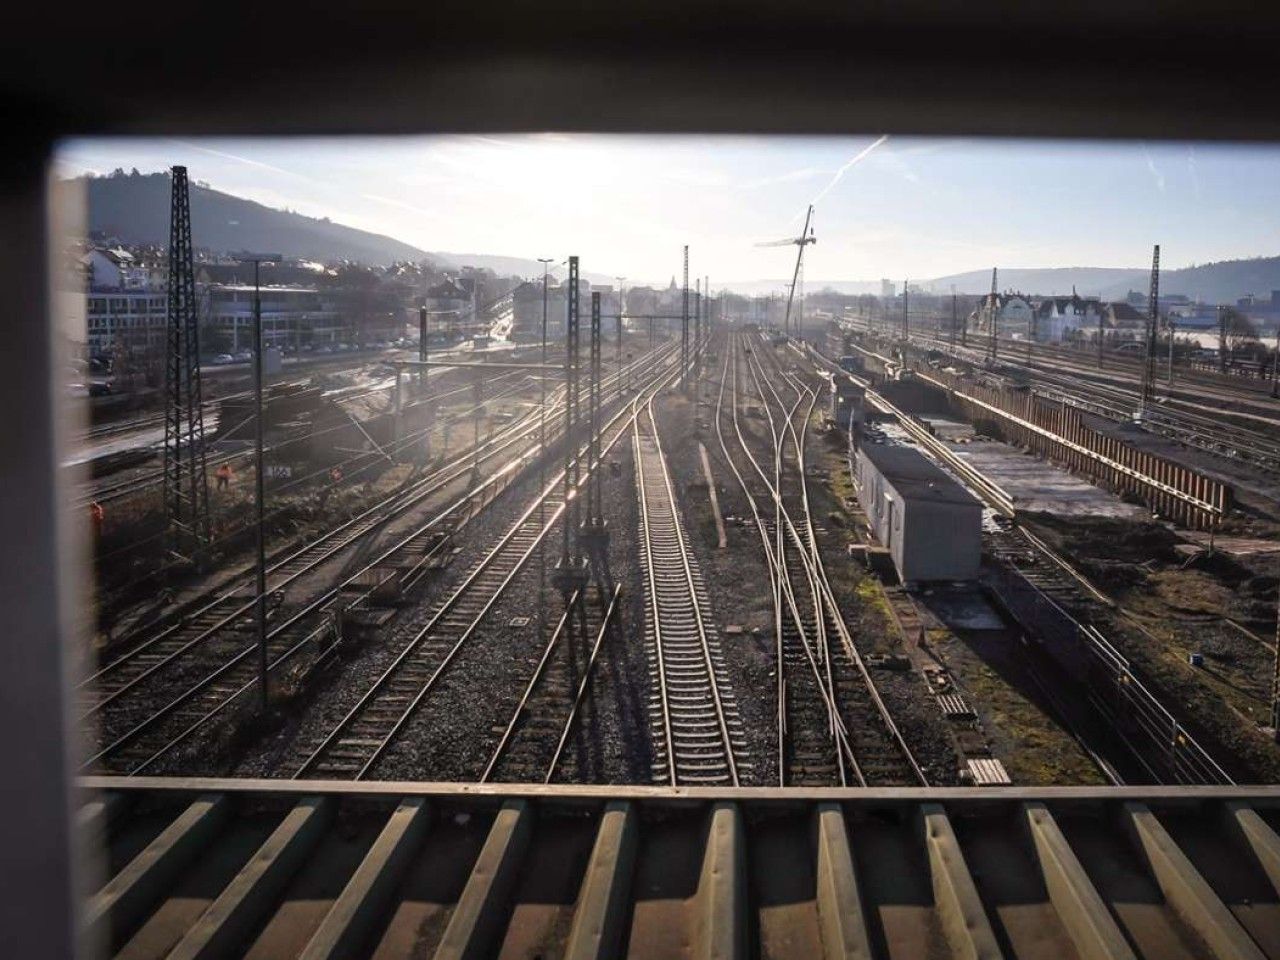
[212,353,235,365]
[233,350,253,363]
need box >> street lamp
[234,251,282,712]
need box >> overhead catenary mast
[1139,244,1160,416]
[162,165,212,566]
[987,267,999,362]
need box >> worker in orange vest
[215,462,234,490]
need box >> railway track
[985,518,1232,785]
[79,417,537,718]
[81,448,531,775]
[480,583,621,783]
[82,345,678,773]
[290,356,684,781]
[806,339,1234,785]
[83,343,670,712]
[76,366,528,507]
[861,324,1280,474]
[724,335,926,786]
[635,396,745,786]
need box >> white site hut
[856,443,982,583]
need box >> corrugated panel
[79,777,1280,960]
[936,694,974,718]
[966,757,1012,785]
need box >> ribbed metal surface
[80,777,1280,960]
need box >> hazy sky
[56,134,1280,286]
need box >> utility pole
[561,256,580,572]
[1272,323,1280,398]
[235,251,282,711]
[682,245,690,390]
[988,267,999,363]
[616,276,625,397]
[1271,584,1280,742]
[1168,313,1176,387]
[579,292,610,586]
[695,278,702,375]
[1219,306,1228,374]
[1139,244,1160,414]
[951,291,958,347]
[902,280,909,341]
[1098,303,1106,368]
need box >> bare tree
[1219,306,1260,369]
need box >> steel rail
[756,336,928,785]
[810,340,1232,785]
[480,582,622,784]
[544,583,622,783]
[83,342,673,710]
[715,337,860,785]
[478,589,583,783]
[293,356,682,781]
[86,348,681,774]
[81,444,536,774]
[80,377,569,711]
[635,395,740,787]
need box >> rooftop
[859,441,983,507]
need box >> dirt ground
[1024,512,1280,783]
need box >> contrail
[1141,143,1165,194]
[807,134,890,210]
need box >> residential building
[1034,294,1102,342]
[971,292,1035,336]
[510,278,592,342]
[423,277,477,338]
[82,246,150,290]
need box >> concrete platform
[918,416,976,442]
[949,441,1149,519]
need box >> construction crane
[756,204,817,340]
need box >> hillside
[70,172,1280,302]
[74,171,429,265]
[925,266,1146,297]
[70,171,621,282]
[1097,257,1280,304]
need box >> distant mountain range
[70,172,1280,304]
[919,263,1280,303]
[747,260,1280,305]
